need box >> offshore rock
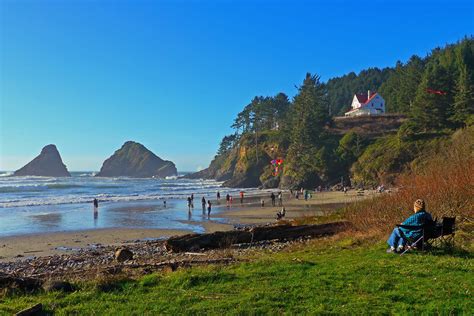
[96,141,177,178]
[13,144,71,177]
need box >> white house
[344,90,385,116]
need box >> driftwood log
[0,273,43,292]
[165,222,349,252]
[15,303,43,316]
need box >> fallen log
[0,273,43,292]
[165,230,251,252]
[250,222,349,241]
[15,303,42,316]
[166,221,349,252]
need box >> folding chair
[397,217,455,255]
[396,220,438,256]
[431,217,456,250]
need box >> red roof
[355,92,378,105]
[355,93,369,104]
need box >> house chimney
[368,90,371,99]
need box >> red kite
[426,88,447,95]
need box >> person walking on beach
[271,192,276,206]
[261,198,265,207]
[240,191,245,204]
[187,196,192,210]
[217,191,221,200]
[201,196,206,212]
[207,200,212,217]
[190,193,194,208]
[93,198,99,220]
[278,192,283,206]
[226,194,230,207]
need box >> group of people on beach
[289,188,311,201]
[221,191,246,207]
[187,193,212,216]
[261,192,283,207]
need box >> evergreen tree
[336,132,365,165]
[284,73,330,187]
[217,134,238,156]
[410,61,454,131]
[452,39,474,126]
[380,56,425,113]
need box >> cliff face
[96,141,177,178]
[185,148,238,182]
[186,134,279,188]
[14,144,71,177]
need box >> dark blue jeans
[387,227,406,248]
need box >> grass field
[1,237,472,315]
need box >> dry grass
[345,127,474,247]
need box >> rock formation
[14,144,71,177]
[184,142,271,188]
[96,141,177,178]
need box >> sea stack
[14,144,71,177]
[96,141,177,178]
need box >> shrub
[345,127,474,247]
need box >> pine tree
[410,61,454,131]
[284,73,330,187]
[451,40,474,126]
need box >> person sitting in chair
[386,199,433,253]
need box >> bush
[345,127,474,249]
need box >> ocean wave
[0,177,245,208]
[0,193,184,208]
[0,183,82,193]
[0,185,44,193]
[46,184,83,189]
[0,172,13,177]
[0,187,257,208]
[78,172,97,177]
[4,175,56,180]
[92,185,121,189]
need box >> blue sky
[1,0,472,171]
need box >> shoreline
[0,228,190,262]
[0,190,375,262]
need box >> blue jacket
[399,210,433,240]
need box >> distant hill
[14,144,71,177]
[96,141,177,178]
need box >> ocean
[0,172,253,237]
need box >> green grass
[1,239,472,315]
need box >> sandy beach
[0,190,373,262]
[214,190,371,225]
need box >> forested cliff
[189,38,474,188]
